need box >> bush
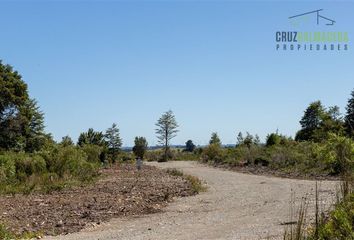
[166,168,184,177]
[76,161,99,182]
[201,144,224,163]
[266,133,281,146]
[158,148,174,162]
[53,146,99,180]
[51,146,86,177]
[173,151,200,161]
[166,168,206,193]
[119,152,134,162]
[145,150,163,162]
[80,144,103,163]
[14,153,46,180]
[319,134,354,175]
[202,138,353,177]
[132,137,148,159]
[222,147,248,166]
[0,154,16,183]
[0,145,101,193]
[315,193,354,239]
[184,174,206,193]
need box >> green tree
[60,135,74,147]
[21,98,48,152]
[185,139,196,152]
[313,105,344,141]
[296,101,345,142]
[201,143,224,163]
[155,110,179,162]
[209,132,221,146]
[266,133,281,147]
[105,123,122,159]
[0,61,49,152]
[344,89,354,138]
[243,132,254,149]
[132,136,148,159]
[0,61,28,114]
[236,132,244,146]
[296,101,325,141]
[78,128,105,147]
[254,134,261,145]
[0,61,29,150]
[320,134,354,175]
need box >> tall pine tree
[155,110,178,162]
[105,123,122,158]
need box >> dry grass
[166,168,207,193]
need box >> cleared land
[0,164,194,236]
[46,161,338,240]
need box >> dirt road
[46,161,338,240]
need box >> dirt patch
[0,164,195,236]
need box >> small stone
[56,220,63,227]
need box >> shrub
[53,146,86,177]
[14,153,46,180]
[166,168,206,193]
[184,174,206,193]
[76,161,99,182]
[158,148,174,162]
[0,145,100,194]
[132,137,148,159]
[166,168,184,177]
[173,151,200,161]
[80,144,103,163]
[222,147,248,166]
[319,134,354,175]
[316,193,354,239]
[145,150,162,162]
[266,133,281,146]
[119,151,134,162]
[0,154,16,183]
[201,144,224,163]
[40,146,99,180]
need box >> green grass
[0,173,99,195]
[284,180,353,240]
[0,223,43,240]
[312,192,354,239]
[0,224,14,240]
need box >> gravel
[45,161,338,240]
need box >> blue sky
[1,1,353,146]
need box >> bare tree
[155,110,179,162]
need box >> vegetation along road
[46,161,338,240]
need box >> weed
[166,168,206,193]
[0,224,14,240]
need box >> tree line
[1,60,354,162]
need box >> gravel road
[46,161,338,240]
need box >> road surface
[46,161,338,240]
